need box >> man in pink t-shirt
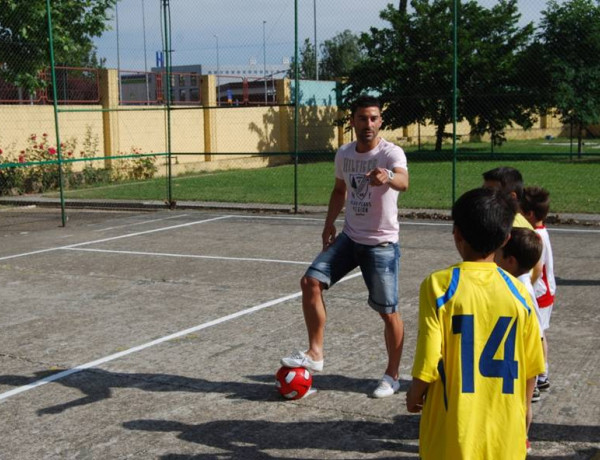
[281,95,410,398]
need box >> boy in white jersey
[521,186,556,391]
[407,188,544,459]
[482,166,543,282]
[496,227,544,417]
[281,95,409,398]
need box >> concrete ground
[0,207,598,459]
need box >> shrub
[0,130,157,195]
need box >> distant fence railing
[1,66,293,107]
[0,67,101,104]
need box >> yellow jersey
[513,213,534,229]
[412,261,545,460]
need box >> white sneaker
[280,350,323,372]
[372,374,400,398]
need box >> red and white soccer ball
[275,366,313,400]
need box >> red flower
[43,133,48,137]
[0,148,3,155]
[18,155,25,163]
[48,147,57,155]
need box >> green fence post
[162,0,174,208]
[293,0,299,214]
[46,0,67,226]
[452,0,459,205]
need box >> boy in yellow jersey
[406,188,545,460]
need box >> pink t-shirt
[334,138,408,245]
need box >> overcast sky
[94,0,548,72]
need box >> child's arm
[526,376,536,433]
[531,259,542,283]
[406,378,430,413]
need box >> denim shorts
[304,232,400,314]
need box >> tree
[318,30,363,80]
[460,0,536,148]
[344,0,536,151]
[537,0,600,155]
[290,31,363,81]
[289,38,317,79]
[0,0,116,91]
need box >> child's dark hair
[521,186,550,222]
[482,166,524,200]
[501,228,543,273]
[350,95,381,116]
[452,188,516,256]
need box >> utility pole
[263,20,267,104]
[214,34,220,105]
[314,0,318,80]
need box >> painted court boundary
[0,272,362,403]
[0,212,366,402]
[1,213,596,401]
[0,215,231,261]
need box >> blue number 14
[452,315,518,394]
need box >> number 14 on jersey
[453,315,518,394]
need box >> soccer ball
[275,366,312,400]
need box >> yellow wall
[0,105,104,156]
[0,70,588,173]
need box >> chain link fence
[1,0,598,226]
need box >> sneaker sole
[280,357,323,373]
[372,390,398,398]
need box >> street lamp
[214,34,220,105]
[142,0,150,104]
[263,20,267,104]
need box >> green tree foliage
[538,0,600,154]
[318,30,363,80]
[289,38,317,79]
[0,0,116,91]
[460,1,535,148]
[344,0,535,151]
[290,31,363,81]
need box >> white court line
[227,214,600,233]
[64,247,312,265]
[0,215,231,262]
[547,227,600,234]
[0,272,362,402]
[93,214,189,232]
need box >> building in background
[120,60,290,105]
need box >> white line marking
[547,227,600,234]
[94,214,189,232]
[0,215,231,262]
[400,221,451,227]
[0,272,362,402]
[227,214,600,233]
[63,247,312,265]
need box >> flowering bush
[18,133,76,193]
[0,130,158,196]
[0,143,23,196]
